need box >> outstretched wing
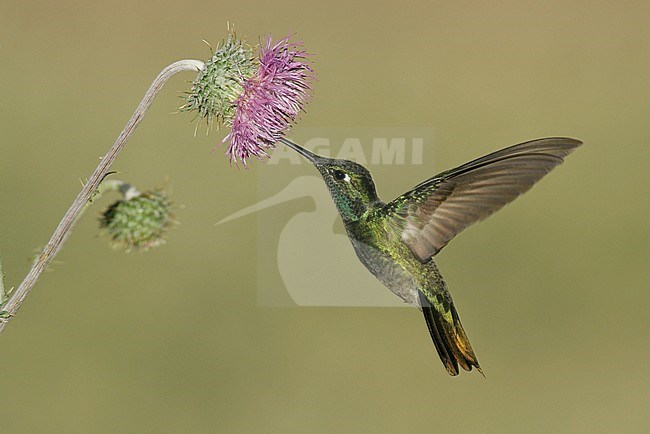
[384,137,582,263]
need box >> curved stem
[0,59,205,333]
[0,259,6,307]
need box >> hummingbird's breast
[345,219,424,308]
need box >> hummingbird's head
[282,139,380,222]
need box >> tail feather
[419,292,483,376]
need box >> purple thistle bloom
[223,35,314,166]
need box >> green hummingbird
[280,137,581,376]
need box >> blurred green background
[1,1,649,432]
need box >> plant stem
[0,259,6,307]
[0,59,205,333]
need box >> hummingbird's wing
[384,137,582,262]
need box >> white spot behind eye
[343,173,351,183]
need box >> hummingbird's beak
[280,138,319,163]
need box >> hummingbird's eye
[332,169,347,181]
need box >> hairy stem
[0,59,205,333]
[0,259,6,307]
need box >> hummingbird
[279,137,581,376]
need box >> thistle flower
[99,189,173,252]
[223,36,314,165]
[182,31,314,166]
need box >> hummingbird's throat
[329,188,368,222]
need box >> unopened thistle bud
[99,189,173,252]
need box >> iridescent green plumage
[281,137,581,376]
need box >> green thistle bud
[99,190,173,252]
[181,29,257,129]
